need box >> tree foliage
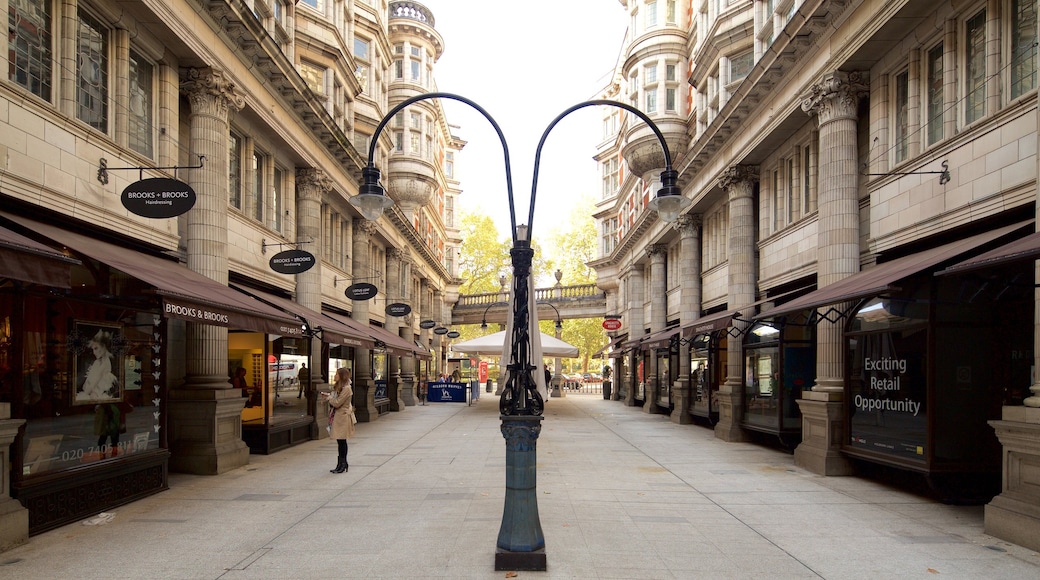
[457,212,511,295]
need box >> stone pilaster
[985,407,1040,552]
[625,266,645,407]
[715,165,758,442]
[794,70,867,475]
[398,254,417,406]
[386,248,405,411]
[432,288,443,375]
[644,244,667,413]
[296,168,331,399]
[671,215,702,425]
[170,68,249,474]
[352,218,377,422]
[0,405,27,552]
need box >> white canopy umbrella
[451,330,579,358]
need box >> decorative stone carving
[296,168,333,201]
[801,71,869,124]
[180,68,244,117]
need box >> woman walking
[322,367,355,473]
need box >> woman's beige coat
[328,380,356,439]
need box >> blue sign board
[374,380,388,401]
[427,381,467,403]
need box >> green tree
[457,212,511,295]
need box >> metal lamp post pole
[351,93,686,573]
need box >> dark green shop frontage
[767,220,1036,502]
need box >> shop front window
[372,351,388,400]
[743,320,814,433]
[10,294,163,477]
[690,334,723,419]
[847,298,928,464]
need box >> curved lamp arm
[355,92,520,240]
[528,100,689,237]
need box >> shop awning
[593,334,625,358]
[322,311,419,357]
[762,221,1033,319]
[231,285,375,349]
[938,229,1040,275]
[0,223,79,288]
[414,339,432,360]
[682,309,738,338]
[2,213,302,336]
[367,323,422,356]
[640,325,680,350]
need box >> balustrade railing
[455,284,602,308]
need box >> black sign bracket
[261,239,312,255]
[98,155,205,185]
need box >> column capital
[180,68,244,117]
[295,168,333,201]
[387,247,405,262]
[645,244,667,260]
[353,218,377,237]
[801,70,869,124]
[674,214,702,236]
[719,165,759,194]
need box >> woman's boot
[332,454,347,473]
[330,457,345,473]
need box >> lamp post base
[495,549,547,571]
[496,414,546,571]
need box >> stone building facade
[0,0,460,546]
[592,0,1040,551]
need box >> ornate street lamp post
[352,92,687,572]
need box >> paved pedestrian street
[2,392,1039,579]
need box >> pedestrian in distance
[322,367,355,473]
[296,363,309,398]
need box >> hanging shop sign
[602,319,623,331]
[386,303,412,317]
[345,282,378,300]
[121,178,197,218]
[419,319,437,329]
[269,249,316,274]
[433,327,449,335]
[446,330,461,339]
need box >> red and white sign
[479,361,489,382]
[602,319,622,331]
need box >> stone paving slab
[1,393,1039,579]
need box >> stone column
[432,288,444,375]
[419,278,431,382]
[170,68,249,475]
[794,70,867,475]
[296,169,331,426]
[0,404,27,552]
[644,244,667,413]
[715,165,758,442]
[386,248,405,411]
[625,266,645,407]
[352,219,377,422]
[671,214,702,424]
[983,34,1040,549]
[399,255,417,406]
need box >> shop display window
[8,295,163,477]
[742,320,814,434]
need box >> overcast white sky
[419,1,629,244]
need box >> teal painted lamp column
[496,415,545,569]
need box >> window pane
[272,167,283,232]
[965,11,986,124]
[77,10,108,132]
[927,44,944,145]
[895,71,909,163]
[228,134,242,209]
[128,51,153,158]
[9,0,53,101]
[1012,0,1038,99]
[730,51,753,83]
[252,153,264,221]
